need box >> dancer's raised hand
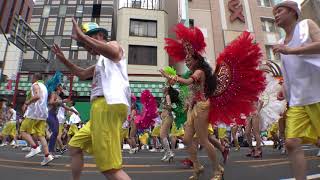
[51,44,66,61]
[71,18,85,42]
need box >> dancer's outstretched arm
[159,69,203,85]
[71,18,123,62]
[52,44,95,80]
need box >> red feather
[209,31,266,125]
[164,23,206,62]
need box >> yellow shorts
[69,98,127,172]
[267,122,279,138]
[20,118,33,134]
[59,124,64,136]
[20,118,46,137]
[218,128,227,139]
[139,132,149,145]
[120,128,129,140]
[151,125,161,137]
[2,121,16,137]
[170,122,184,137]
[68,124,79,136]
[286,102,320,144]
[208,124,214,135]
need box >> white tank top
[69,106,81,124]
[280,19,320,107]
[10,109,16,121]
[90,54,131,108]
[57,107,65,124]
[25,82,49,120]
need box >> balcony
[119,0,164,10]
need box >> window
[92,4,101,18]
[24,51,34,59]
[257,0,272,7]
[132,0,141,8]
[63,18,73,35]
[46,18,57,35]
[30,18,40,32]
[78,51,88,60]
[128,45,157,65]
[54,36,62,46]
[130,19,157,37]
[265,45,279,60]
[75,5,83,17]
[261,18,276,33]
[189,19,194,27]
[25,7,30,21]
[71,39,78,50]
[19,0,25,15]
[42,5,50,18]
[58,5,67,17]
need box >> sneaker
[41,155,54,166]
[22,147,31,151]
[25,146,41,158]
[59,148,67,155]
[10,141,16,146]
[149,148,157,152]
[129,147,137,154]
[141,145,148,150]
[280,148,287,155]
[53,154,62,159]
[0,142,8,147]
[161,151,168,161]
[159,149,165,153]
[317,150,320,157]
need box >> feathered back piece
[209,31,266,125]
[46,71,63,95]
[173,71,191,128]
[135,90,157,129]
[164,23,206,62]
[163,66,188,128]
[163,66,177,76]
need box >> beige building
[187,0,282,66]
[0,36,23,79]
[301,0,320,26]
[115,0,171,97]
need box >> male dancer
[52,19,131,180]
[20,73,53,165]
[273,1,320,179]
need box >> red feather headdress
[164,23,206,62]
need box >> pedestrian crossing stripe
[280,173,320,180]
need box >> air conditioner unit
[132,1,141,8]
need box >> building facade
[22,0,114,72]
[0,0,34,33]
[187,0,282,66]
[0,0,34,79]
[301,0,320,26]
[115,0,171,97]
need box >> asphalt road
[0,145,319,180]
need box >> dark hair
[168,86,180,104]
[55,84,62,91]
[33,73,43,81]
[193,53,217,97]
[90,31,108,41]
[8,103,13,108]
